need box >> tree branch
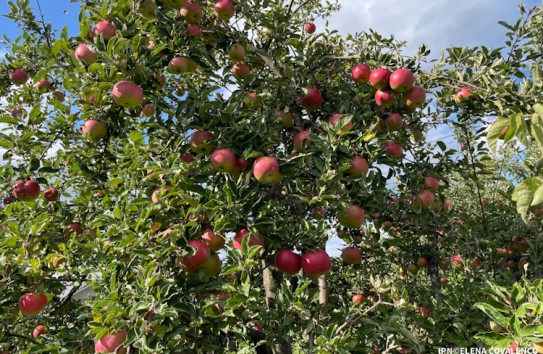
[6,331,39,344]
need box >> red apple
[341,246,362,264]
[252,156,282,184]
[385,113,403,132]
[416,257,428,267]
[451,255,464,269]
[202,253,221,276]
[112,81,143,107]
[338,205,365,228]
[95,330,126,353]
[202,229,225,251]
[210,149,237,172]
[348,156,369,177]
[236,158,249,171]
[384,142,404,159]
[69,223,84,235]
[187,23,202,37]
[92,21,116,40]
[82,119,107,140]
[443,200,452,213]
[424,176,440,191]
[19,293,48,316]
[233,229,265,250]
[439,275,449,284]
[3,196,14,205]
[244,93,262,109]
[74,44,98,64]
[181,152,194,163]
[180,1,203,23]
[13,180,40,201]
[454,87,472,104]
[214,0,234,21]
[228,44,246,61]
[11,106,24,117]
[180,239,210,272]
[52,91,65,101]
[141,104,156,117]
[329,113,353,132]
[389,68,414,93]
[275,110,294,128]
[293,131,312,152]
[352,64,371,84]
[511,237,529,252]
[413,190,435,209]
[190,130,215,154]
[301,249,331,277]
[304,23,316,34]
[34,79,51,93]
[231,62,251,79]
[274,249,302,275]
[375,88,396,108]
[253,320,263,331]
[168,57,197,74]
[298,87,322,111]
[369,68,391,89]
[473,258,481,268]
[44,188,60,202]
[9,69,29,85]
[404,86,426,111]
[352,294,366,306]
[33,325,46,338]
[419,306,430,317]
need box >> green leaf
[487,117,509,152]
[474,331,512,347]
[530,112,543,151]
[473,302,509,327]
[512,177,543,221]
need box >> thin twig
[6,331,39,344]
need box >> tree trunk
[318,275,328,304]
[262,258,292,354]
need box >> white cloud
[324,0,526,56]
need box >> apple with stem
[375,88,396,108]
[233,229,265,250]
[384,142,404,159]
[274,249,302,275]
[92,21,116,40]
[210,149,237,172]
[95,330,126,353]
[214,0,234,21]
[33,325,46,338]
[190,130,215,154]
[13,180,40,201]
[180,2,203,23]
[301,249,331,277]
[253,156,282,184]
[352,64,371,83]
[369,68,391,89]
[19,293,48,316]
[348,156,369,177]
[293,131,312,152]
[385,113,403,132]
[202,229,225,251]
[298,87,322,111]
[44,188,60,202]
[168,57,197,74]
[112,81,143,107]
[352,294,366,306]
[82,119,107,140]
[202,253,221,276]
[338,205,365,228]
[9,69,29,85]
[389,68,414,93]
[74,44,98,64]
[304,23,316,34]
[180,239,210,272]
[231,62,251,79]
[341,246,362,264]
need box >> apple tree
[1,0,542,353]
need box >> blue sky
[1,0,540,256]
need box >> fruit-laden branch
[5,331,39,345]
